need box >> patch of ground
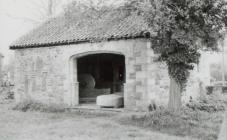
[0,102,196,140]
[117,109,223,140]
[117,94,227,140]
[0,92,225,140]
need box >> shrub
[0,87,14,103]
[119,108,200,135]
[117,94,227,140]
[12,100,65,113]
[118,107,223,140]
[223,86,227,93]
[186,94,226,112]
[206,86,214,95]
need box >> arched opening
[76,53,125,104]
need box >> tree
[125,0,227,111]
[64,0,123,18]
[0,0,64,24]
[63,0,125,34]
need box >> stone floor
[67,104,124,112]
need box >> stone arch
[68,50,126,106]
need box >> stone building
[10,11,195,110]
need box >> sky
[0,0,123,64]
[0,0,69,64]
[0,0,32,63]
[0,0,226,65]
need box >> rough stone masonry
[13,39,171,110]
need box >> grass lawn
[0,92,225,140]
[118,108,224,140]
[0,102,196,140]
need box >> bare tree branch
[48,0,53,17]
[1,0,64,25]
[0,12,40,24]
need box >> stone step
[66,104,124,113]
[79,98,96,104]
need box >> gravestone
[218,109,227,140]
[0,53,3,86]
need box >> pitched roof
[10,9,151,49]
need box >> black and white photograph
[0,0,227,140]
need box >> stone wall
[13,39,170,110]
[124,41,170,110]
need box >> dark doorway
[77,53,125,104]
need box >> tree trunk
[47,0,53,17]
[168,77,182,111]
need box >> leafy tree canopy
[125,0,227,88]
